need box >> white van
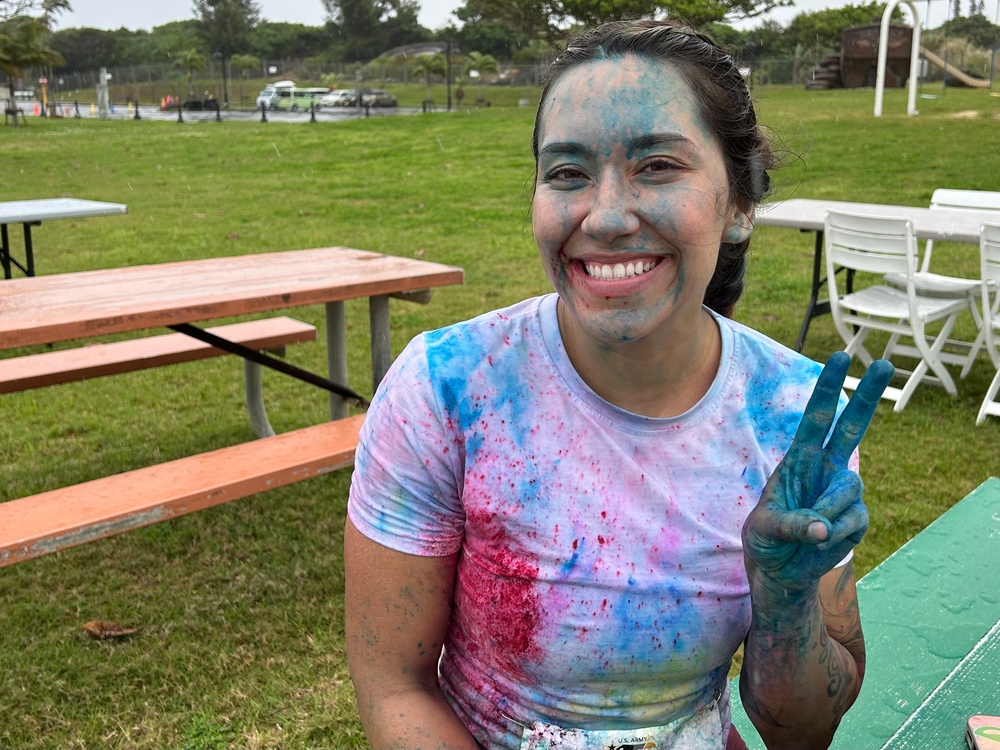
[255,80,296,110]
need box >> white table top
[756,198,993,244]
[0,198,128,224]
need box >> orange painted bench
[0,316,317,438]
[0,412,366,567]
[0,316,316,393]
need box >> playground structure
[919,46,990,88]
[806,4,992,103]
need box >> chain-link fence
[15,48,974,116]
[6,58,552,111]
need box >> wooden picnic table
[0,246,463,416]
[730,476,1000,749]
[0,246,464,566]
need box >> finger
[826,359,895,466]
[752,507,832,546]
[824,500,870,549]
[793,352,851,449]
[810,469,864,521]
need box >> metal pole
[446,39,453,112]
[326,301,349,420]
[369,295,392,391]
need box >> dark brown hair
[532,19,776,317]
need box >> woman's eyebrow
[538,133,695,159]
[629,133,694,151]
[537,141,591,158]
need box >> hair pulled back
[532,19,776,318]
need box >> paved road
[19,103,428,123]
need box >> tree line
[5,0,1000,106]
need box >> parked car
[274,87,329,111]
[318,89,356,108]
[362,89,397,107]
[255,80,295,110]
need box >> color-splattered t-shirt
[349,293,854,749]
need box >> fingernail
[808,522,828,542]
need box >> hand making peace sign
[742,351,895,593]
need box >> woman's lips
[569,256,669,297]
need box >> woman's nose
[581,179,640,242]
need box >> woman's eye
[546,166,587,183]
[641,159,676,174]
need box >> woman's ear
[723,211,754,244]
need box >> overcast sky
[54,0,997,36]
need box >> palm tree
[412,53,446,107]
[173,47,206,99]
[466,51,498,105]
[229,52,259,105]
[0,14,63,126]
[514,39,556,86]
[0,0,71,23]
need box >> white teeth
[584,260,657,279]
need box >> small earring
[724,216,753,244]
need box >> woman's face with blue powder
[532,54,747,347]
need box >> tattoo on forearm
[818,624,851,726]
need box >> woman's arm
[739,561,865,749]
[739,352,891,750]
[344,520,480,750]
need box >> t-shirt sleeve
[347,335,466,557]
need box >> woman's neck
[556,301,722,419]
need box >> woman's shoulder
[378,295,552,411]
[719,314,824,380]
[419,295,551,367]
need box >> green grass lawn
[1,84,999,749]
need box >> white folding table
[756,198,994,352]
[0,198,128,279]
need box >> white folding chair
[825,209,970,412]
[976,222,1000,425]
[883,189,1000,376]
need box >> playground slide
[920,46,989,88]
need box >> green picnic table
[731,476,1000,749]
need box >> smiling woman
[343,19,893,750]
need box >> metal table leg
[369,294,392,393]
[326,301,349,420]
[0,224,10,279]
[244,360,276,438]
[795,230,826,352]
[23,222,37,277]
[0,222,38,279]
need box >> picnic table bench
[4,102,25,124]
[0,247,464,568]
[0,316,317,438]
[730,476,1000,749]
[0,413,366,567]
